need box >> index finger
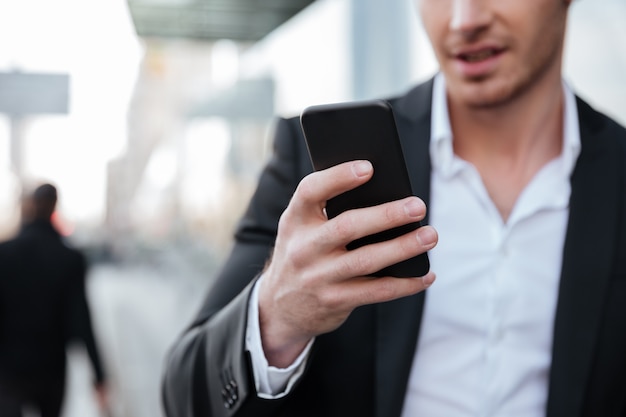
[290,160,374,217]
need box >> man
[162,0,626,416]
[0,184,108,417]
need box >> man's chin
[451,78,519,109]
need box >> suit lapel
[546,98,622,417]
[374,86,622,417]
[374,80,434,417]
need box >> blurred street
[62,261,210,417]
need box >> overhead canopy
[126,0,316,41]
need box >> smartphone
[300,99,430,278]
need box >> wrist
[259,311,312,368]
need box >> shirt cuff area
[245,275,314,399]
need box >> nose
[450,0,492,38]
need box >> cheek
[418,0,450,33]
[508,1,567,48]
[418,5,449,57]
[516,11,566,70]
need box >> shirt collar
[429,73,581,179]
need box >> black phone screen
[300,99,430,277]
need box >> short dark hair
[32,183,58,220]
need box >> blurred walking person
[0,183,108,417]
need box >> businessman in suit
[163,0,626,416]
[0,184,108,417]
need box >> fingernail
[423,273,435,288]
[352,161,372,177]
[404,199,424,218]
[417,226,437,246]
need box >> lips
[451,45,505,78]
[457,47,503,63]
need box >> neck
[447,71,565,221]
[450,74,564,162]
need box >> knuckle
[277,209,292,232]
[287,239,311,269]
[397,234,420,258]
[355,252,375,274]
[328,214,356,242]
[340,251,373,276]
[318,287,341,310]
[383,202,405,224]
[374,279,397,301]
[294,174,316,202]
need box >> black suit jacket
[0,220,105,386]
[162,79,626,417]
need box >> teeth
[463,50,495,62]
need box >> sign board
[0,71,70,116]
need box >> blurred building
[102,0,437,264]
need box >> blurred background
[0,0,625,416]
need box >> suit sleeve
[161,117,312,417]
[66,250,107,384]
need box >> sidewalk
[62,262,209,417]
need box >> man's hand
[94,382,109,408]
[258,160,438,367]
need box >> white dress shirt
[246,74,582,416]
[400,74,581,417]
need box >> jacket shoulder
[576,96,626,141]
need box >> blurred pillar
[189,76,275,177]
[9,116,25,181]
[349,0,412,100]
